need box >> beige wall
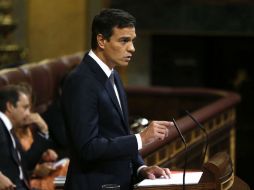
[27,0,87,62]
[25,0,147,86]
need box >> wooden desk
[30,161,69,190]
[135,183,216,190]
[135,176,250,190]
[230,176,250,190]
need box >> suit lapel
[11,133,30,186]
[0,120,30,188]
[0,120,20,166]
[85,55,128,130]
[105,79,124,118]
[114,71,129,131]
[105,75,130,132]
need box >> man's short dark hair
[0,83,32,112]
[91,8,136,49]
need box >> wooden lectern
[199,152,233,190]
[135,152,249,190]
[50,152,249,190]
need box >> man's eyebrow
[118,36,131,41]
[119,36,136,40]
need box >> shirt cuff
[38,131,49,139]
[137,165,148,176]
[135,134,142,150]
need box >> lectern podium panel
[135,183,216,190]
[135,152,250,190]
[200,152,234,190]
[230,176,250,190]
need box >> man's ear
[6,102,14,113]
[97,34,106,49]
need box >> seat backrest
[0,52,83,113]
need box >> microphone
[185,110,208,166]
[172,118,187,190]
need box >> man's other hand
[140,121,173,145]
[139,166,171,179]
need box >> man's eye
[120,38,129,43]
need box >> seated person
[13,90,67,178]
[0,84,51,190]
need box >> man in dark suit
[0,84,52,190]
[61,8,173,190]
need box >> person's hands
[140,121,173,145]
[139,166,171,179]
[24,113,48,134]
[33,162,54,178]
[0,172,16,190]
[41,149,58,162]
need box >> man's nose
[128,42,135,53]
[26,109,31,116]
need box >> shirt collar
[0,111,13,132]
[88,50,113,78]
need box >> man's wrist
[135,134,142,150]
[137,165,147,176]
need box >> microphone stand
[172,118,187,190]
[185,110,208,165]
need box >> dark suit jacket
[0,119,24,187]
[61,53,144,190]
[0,119,52,188]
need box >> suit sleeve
[62,74,140,164]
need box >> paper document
[137,171,203,187]
[52,158,69,169]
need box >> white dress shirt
[88,50,143,150]
[0,111,24,180]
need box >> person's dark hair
[0,83,32,112]
[91,8,136,49]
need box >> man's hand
[140,121,173,145]
[0,172,16,190]
[33,162,54,178]
[41,149,58,162]
[24,113,48,134]
[139,166,171,179]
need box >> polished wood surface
[135,183,216,190]
[230,176,250,190]
[126,86,240,171]
[135,152,250,190]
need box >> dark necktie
[109,71,115,87]
[10,130,30,189]
[110,71,123,111]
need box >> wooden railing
[126,86,241,170]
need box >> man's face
[8,93,31,128]
[101,26,136,69]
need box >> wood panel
[126,86,240,170]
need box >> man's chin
[121,61,129,66]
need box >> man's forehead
[112,26,136,37]
[18,92,31,103]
